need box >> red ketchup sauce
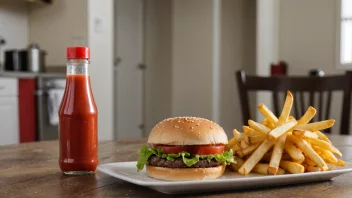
[58,47,98,174]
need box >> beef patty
[148,156,222,168]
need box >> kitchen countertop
[1,135,352,197]
[0,71,65,79]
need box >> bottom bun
[145,164,226,181]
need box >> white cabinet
[0,78,19,145]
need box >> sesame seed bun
[147,117,228,145]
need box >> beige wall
[169,0,257,135]
[243,0,257,121]
[0,0,28,66]
[255,0,280,120]
[220,0,256,135]
[279,0,348,134]
[171,0,214,119]
[257,0,280,75]
[279,0,341,75]
[144,0,172,133]
[242,0,257,76]
[28,0,88,67]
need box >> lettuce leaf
[136,146,235,171]
[181,152,199,166]
[136,145,155,171]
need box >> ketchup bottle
[59,46,98,175]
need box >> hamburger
[136,117,234,181]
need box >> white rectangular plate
[98,161,352,194]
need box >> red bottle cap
[67,46,90,59]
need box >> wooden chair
[236,70,352,134]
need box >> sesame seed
[157,117,221,128]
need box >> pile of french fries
[229,91,346,175]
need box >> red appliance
[18,79,37,142]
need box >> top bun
[148,117,228,145]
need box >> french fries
[241,140,250,149]
[262,152,291,162]
[293,130,319,139]
[277,91,293,125]
[305,138,342,157]
[258,104,278,125]
[327,163,337,170]
[288,116,297,122]
[337,159,346,166]
[280,161,305,174]
[243,126,264,137]
[268,121,297,140]
[241,143,261,156]
[267,92,294,175]
[316,148,338,164]
[305,157,317,166]
[243,126,267,144]
[233,129,241,137]
[236,150,245,158]
[291,135,328,171]
[314,131,331,143]
[227,91,346,175]
[268,134,287,175]
[248,134,267,144]
[261,152,273,162]
[253,163,285,175]
[230,158,245,171]
[232,143,241,152]
[243,134,250,144]
[238,139,275,175]
[248,120,271,135]
[306,166,321,172]
[294,120,335,132]
[227,137,238,150]
[261,118,276,129]
[230,160,285,175]
[284,137,305,162]
[297,106,316,125]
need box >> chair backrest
[236,70,352,134]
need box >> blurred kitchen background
[0,0,350,145]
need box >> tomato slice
[191,145,225,155]
[154,145,189,154]
[154,144,225,155]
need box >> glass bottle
[58,46,98,175]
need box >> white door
[114,0,144,139]
[0,97,19,145]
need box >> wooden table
[1,136,352,198]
